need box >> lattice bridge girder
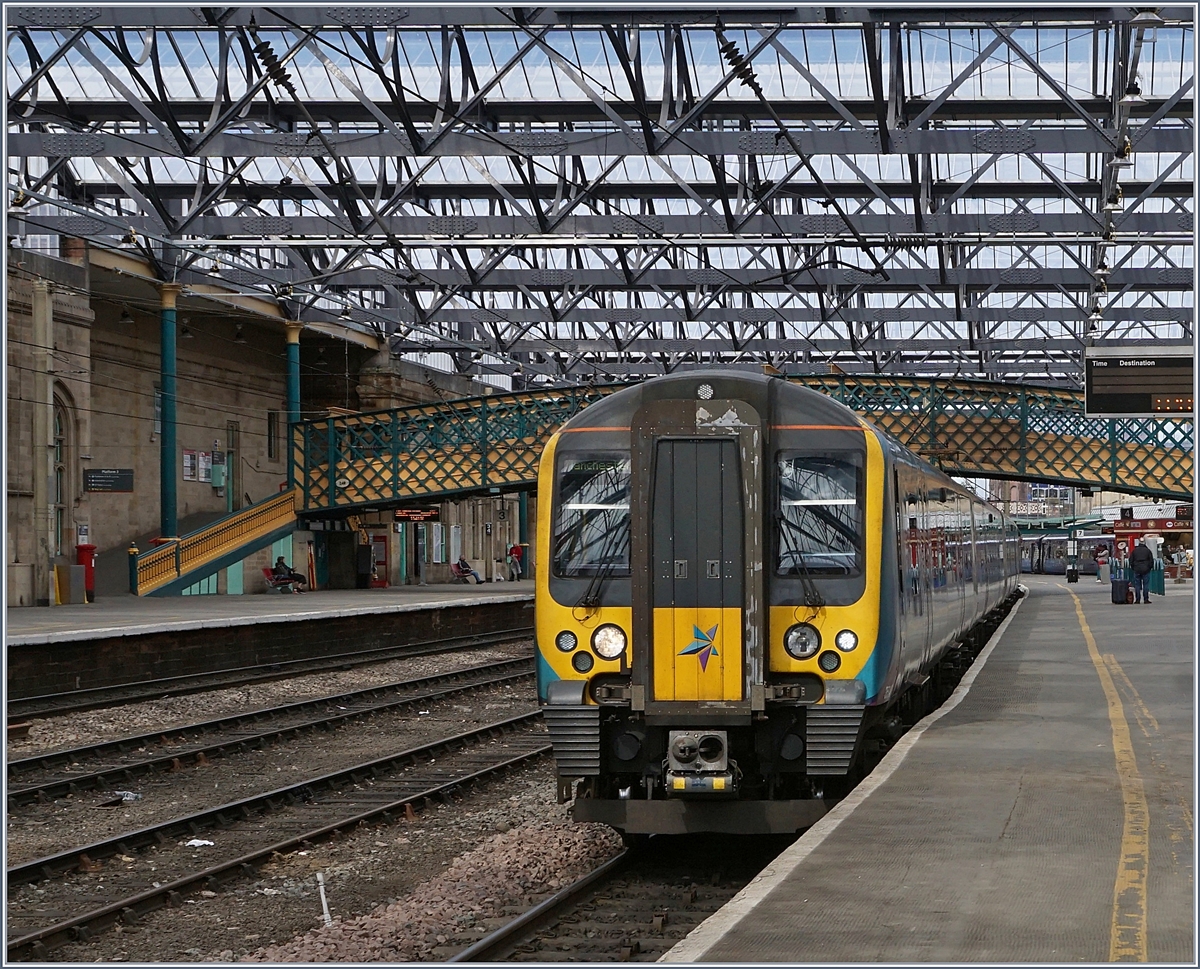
[291,377,1193,514]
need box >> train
[535,371,1020,836]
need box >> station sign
[1084,346,1193,418]
[1113,519,1193,533]
[84,469,134,492]
[394,507,440,521]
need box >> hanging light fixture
[1108,135,1134,168]
[119,306,134,325]
[1121,79,1145,106]
[180,316,194,339]
[234,324,247,344]
[1095,259,1110,278]
[1103,186,1124,212]
[1130,9,1165,27]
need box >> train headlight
[591,624,627,659]
[784,623,821,659]
[835,630,859,652]
[818,651,841,673]
[555,630,578,652]
[571,651,594,673]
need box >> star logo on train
[679,624,719,670]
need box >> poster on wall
[199,452,212,483]
[182,450,198,481]
[431,522,445,563]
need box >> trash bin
[75,543,97,603]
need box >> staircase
[130,489,298,596]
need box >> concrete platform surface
[665,574,1194,963]
[5,584,533,645]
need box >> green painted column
[285,322,302,487]
[518,491,529,577]
[159,283,182,538]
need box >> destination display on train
[1084,347,1194,418]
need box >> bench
[262,568,300,593]
[449,562,476,584]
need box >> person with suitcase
[1130,538,1155,604]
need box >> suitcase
[1111,579,1130,604]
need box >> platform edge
[658,585,1030,963]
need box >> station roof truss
[7,5,1195,386]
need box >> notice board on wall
[84,469,134,492]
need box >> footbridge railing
[291,377,1193,515]
[130,488,298,596]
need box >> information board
[1085,347,1193,418]
[394,507,440,522]
[84,469,134,492]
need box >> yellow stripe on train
[652,607,743,701]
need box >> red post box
[75,543,97,603]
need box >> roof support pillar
[159,283,182,540]
[285,322,302,489]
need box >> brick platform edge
[6,599,535,699]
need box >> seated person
[456,554,484,585]
[273,556,308,593]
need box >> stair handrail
[132,489,297,595]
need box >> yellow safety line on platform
[1065,587,1150,962]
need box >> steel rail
[8,710,542,890]
[7,659,534,806]
[7,626,533,722]
[448,849,635,963]
[7,737,552,961]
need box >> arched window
[53,401,68,556]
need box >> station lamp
[1130,9,1165,27]
[1121,80,1146,106]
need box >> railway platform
[665,574,1194,963]
[6,585,534,701]
[6,583,533,646]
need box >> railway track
[7,712,551,961]
[7,657,534,808]
[448,834,793,962]
[7,626,532,722]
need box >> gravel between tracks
[6,640,625,963]
[6,640,533,758]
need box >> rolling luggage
[1111,579,1130,604]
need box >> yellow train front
[536,372,1018,836]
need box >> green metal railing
[291,377,1193,514]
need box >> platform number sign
[1084,347,1193,418]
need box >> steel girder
[6,6,1194,386]
[291,376,1194,512]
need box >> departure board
[1084,347,1194,418]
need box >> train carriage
[536,372,1019,836]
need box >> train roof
[558,371,863,432]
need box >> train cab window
[552,453,632,577]
[776,452,864,576]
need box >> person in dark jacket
[1130,539,1155,604]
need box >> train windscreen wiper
[575,519,630,610]
[777,514,826,609]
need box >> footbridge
[132,376,1190,595]
[296,375,1191,511]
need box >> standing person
[1130,538,1155,604]
[507,542,523,581]
[1095,544,1109,584]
